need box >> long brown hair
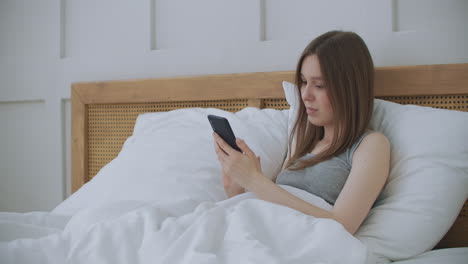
[284,31,374,171]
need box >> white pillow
[283,81,300,134]
[283,81,300,154]
[358,99,468,261]
[53,107,289,215]
[282,81,468,262]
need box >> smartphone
[207,114,242,152]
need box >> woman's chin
[307,116,322,126]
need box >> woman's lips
[306,107,317,114]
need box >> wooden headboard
[71,63,468,249]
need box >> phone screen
[207,115,241,152]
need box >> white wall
[1,0,467,212]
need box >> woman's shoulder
[348,130,390,164]
[350,130,388,151]
[355,131,390,157]
[362,131,389,146]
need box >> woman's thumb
[236,138,245,150]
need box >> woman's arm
[213,132,390,234]
[249,133,390,234]
[248,174,334,219]
[223,171,245,198]
[329,132,390,234]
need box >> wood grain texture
[72,63,468,104]
[71,85,87,193]
[374,63,468,96]
[74,71,295,104]
[435,216,468,249]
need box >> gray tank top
[276,131,373,205]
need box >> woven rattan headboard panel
[87,99,290,179]
[86,96,467,181]
[72,63,468,249]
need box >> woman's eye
[316,84,324,89]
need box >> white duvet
[0,186,367,264]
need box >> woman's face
[300,55,334,127]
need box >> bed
[1,63,467,264]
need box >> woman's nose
[301,85,315,101]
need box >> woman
[213,30,390,235]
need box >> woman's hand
[222,171,245,198]
[213,132,264,191]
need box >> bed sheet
[0,185,368,264]
[391,248,468,264]
[0,211,70,242]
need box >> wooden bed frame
[71,63,468,249]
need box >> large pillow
[283,81,301,155]
[359,99,468,262]
[283,81,300,136]
[53,107,289,215]
[282,81,468,263]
